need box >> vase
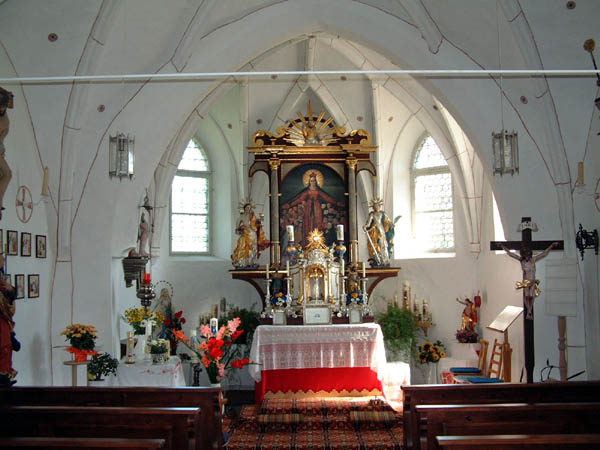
[169,335,178,356]
[151,353,166,364]
[134,335,147,361]
[423,363,438,384]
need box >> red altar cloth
[254,367,382,402]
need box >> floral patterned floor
[223,397,404,449]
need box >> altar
[249,323,389,402]
[105,356,186,387]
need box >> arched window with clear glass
[411,135,454,251]
[170,139,211,254]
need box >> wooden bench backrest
[0,436,166,449]
[0,406,199,450]
[401,381,600,450]
[436,433,600,449]
[0,387,222,450]
[417,402,600,450]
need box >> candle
[336,224,344,241]
[577,161,584,185]
[145,319,153,336]
[266,264,269,280]
[340,259,344,275]
[286,260,290,276]
[210,317,218,336]
[287,225,295,242]
[143,273,151,285]
[362,262,366,278]
[41,167,49,196]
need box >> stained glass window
[412,136,454,251]
[171,139,210,254]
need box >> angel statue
[363,198,397,267]
[231,199,270,268]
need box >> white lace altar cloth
[248,324,387,383]
[108,356,186,387]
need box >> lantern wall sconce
[492,130,519,176]
[109,132,135,179]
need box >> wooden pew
[401,381,600,450]
[0,406,197,450]
[0,386,223,450]
[417,402,600,450]
[436,433,600,449]
[0,436,166,449]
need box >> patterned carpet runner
[224,396,403,449]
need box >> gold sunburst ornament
[284,102,340,147]
[305,229,328,253]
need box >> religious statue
[363,198,396,267]
[231,199,270,268]
[456,295,480,332]
[500,241,559,320]
[138,212,150,257]
[0,90,13,220]
[0,255,18,386]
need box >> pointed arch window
[170,139,211,254]
[411,135,454,251]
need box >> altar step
[224,396,404,449]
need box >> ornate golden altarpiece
[230,104,400,322]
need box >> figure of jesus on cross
[491,217,563,383]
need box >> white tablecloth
[108,356,186,387]
[248,324,388,382]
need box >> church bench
[435,433,600,449]
[0,386,223,450]
[401,381,600,450]
[0,436,166,449]
[0,405,199,450]
[417,402,600,450]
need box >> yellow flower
[432,353,440,361]
[440,351,446,358]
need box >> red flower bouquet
[173,317,252,384]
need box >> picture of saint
[280,165,346,248]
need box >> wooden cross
[490,217,564,383]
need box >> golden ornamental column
[346,156,358,265]
[269,157,281,266]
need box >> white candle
[286,260,290,276]
[336,224,344,241]
[340,259,344,275]
[266,264,269,279]
[362,261,366,278]
[145,320,152,336]
[287,225,295,242]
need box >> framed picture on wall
[36,235,46,258]
[0,229,3,254]
[7,230,18,256]
[21,232,32,257]
[28,274,39,299]
[15,274,25,299]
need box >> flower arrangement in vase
[88,352,119,381]
[123,307,164,335]
[173,317,252,385]
[161,305,186,355]
[60,323,98,362]
[417,340,447,364]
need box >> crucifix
[490,217,564,383]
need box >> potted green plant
[149,339,169,364]
[87,352,118,381]
[376,305,420,361]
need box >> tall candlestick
[286,225,295,242]
[266,264,269,280]
[286,260,290,276]
[362,262,366,278]
[336,224,344,241]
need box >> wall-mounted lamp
[109,132,135,179]
[575,224,599,260]
[492,130,519,176]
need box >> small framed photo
[349,308,363,324]
[21,232,32,257]
[7,230,18,256]
[36,235,47,258]
[303,305,332,325]
[15,274,25,299]
[28,274,39,299]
